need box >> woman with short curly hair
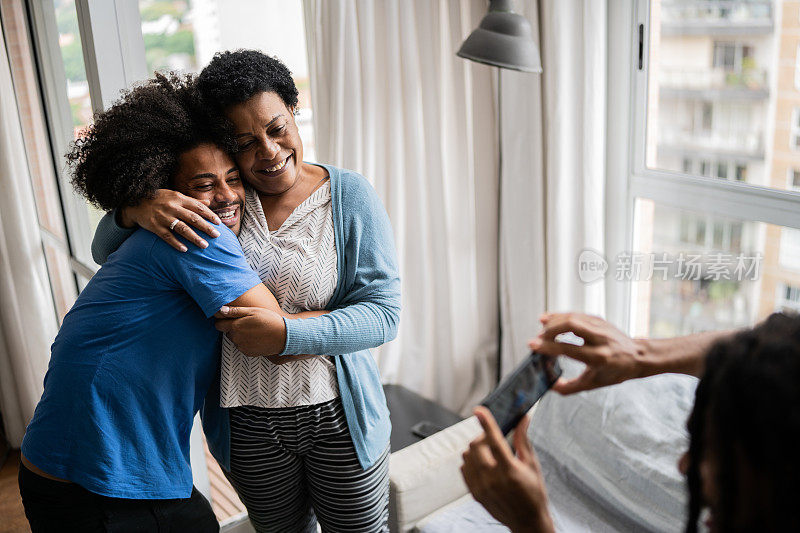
[93,51,401,533]
[17,72,317,532]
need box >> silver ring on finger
[169,218,180,231]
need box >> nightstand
[382,384,463,452]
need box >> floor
[0,451,29,533]
[204,440,248,522]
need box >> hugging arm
[91,189,222,264]
[217,180,400,358]
[222,284,327,361]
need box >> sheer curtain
[303,0,501,413]
[499,0,607,373]
[303,0,609,411]
[0,24,58,446]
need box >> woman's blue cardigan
[91,164,400,470]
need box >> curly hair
[67,72,236,211]
[686,312,800,533]
[195,49,299,111]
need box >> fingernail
[214,216,221,224]
[210,229,220,237]
[220,306,229,314]
[179,245,188,252]
[200,240,208,248]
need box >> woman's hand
[215,306,287,357]
[120,189,222,252]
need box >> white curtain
[303,0,608,411]
[0,24,59,447]
[303,0,501,413]
[499,0,607,373]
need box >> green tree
[60,39,86,82]
[143,29,196,72]
[140,2,184,22]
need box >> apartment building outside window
[630,0,800,338]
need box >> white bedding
[531,359,697,532]
[419,358,698,533]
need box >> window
[645,1,773,188]
[713,41,737,70]
[1,0,78,320]
[137,0,315,161]
[776,284,800,313]
[793,108,800,151]
[735,163,747,181]
[796,44,800,91]
[715,161,727,179]
[700,101,713,132]
[789,168,800,191]
[7,0,315,525]
[699,159,711,177]
[629,0,800,337]
[779,228,800,272]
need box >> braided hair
[685,312,800,532]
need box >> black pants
[18,463,219,533]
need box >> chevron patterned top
[220,180,339,408]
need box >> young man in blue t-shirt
[17,74,309,532]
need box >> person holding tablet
[462,312,799,532]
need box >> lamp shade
[457,0,542,73]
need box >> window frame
[630,0,800,231]
[19,0,217,510]
[607,1,800,333]
[23,0,149,280]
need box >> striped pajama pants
[225,398,390,533]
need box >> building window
[713,41,737,70]
[700,160,711,177]
[701,102,713,131]
[789,168,800,191]
[716,161,728,179]
[776,284,800,313]
[779,228,800,272]
[796,44,800,91]
[793,109,800,151]
[734,164,746,181]
[713,41,752,72]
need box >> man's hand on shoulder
[461,407,555,533]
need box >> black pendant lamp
[457,0,542,73]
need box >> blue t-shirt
[21,224,261,499]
